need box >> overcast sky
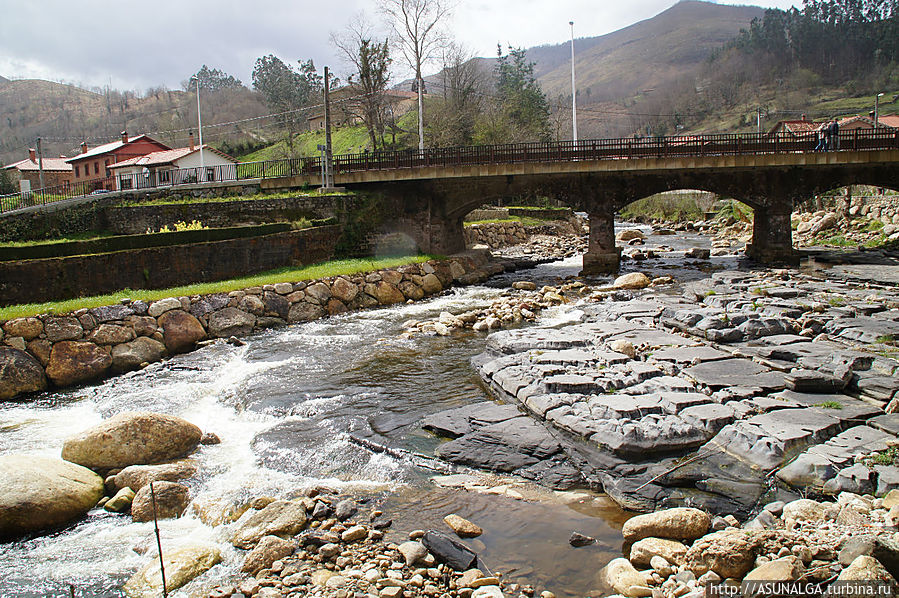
[1,0,799,92]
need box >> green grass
[619,193,708,222]
[813,401,843,410]
[864,446,899,467]
[0,255,435,320]
[809,89,899,114]
[0,231,113,248]
[115,188,355,208]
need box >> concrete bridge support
[581,211,621,275]
[746,201,798,265]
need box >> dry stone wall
[0,251,498,401]
[464,221,529,248]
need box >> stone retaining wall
[799,193,899,226]
[464,221,529,248]
[0,226,340,306]
[105,195,354,235]
[0,250,498,401]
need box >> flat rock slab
[422,403,520,439]
[769,390,882,423]
[605,329,693,348]
[683,359,785,392]
[649,346,731,365]
[435,416,563,473]
[587,414,709,456]
[485,328,595,354]
[708,407,844,471]
[868,414,899,437]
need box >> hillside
[0,78,269,167]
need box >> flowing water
[0,227,721,598]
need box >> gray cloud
[0,0,798,90]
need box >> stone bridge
[261,134,899,273]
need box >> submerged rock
[0,454,104,540]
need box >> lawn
[0,255,435,320]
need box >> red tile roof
[5,157,73,172]
[108,145,234,169]
[65,134,170,162]
[878,114,899,128]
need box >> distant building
[307,88,419,135]
[66,132,171,190]
[767,116,823,139]
[3,148,73,190]
[108,135,236,190]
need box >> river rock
[230,499,308,548]
[61,412,202,469]
[617,229,646,242]
[602,557,651,597]
[147,297,182,317]
[304,282,332,304]
[398,541,428,566]
[157,310,206,354]
[123,542,221,598]
[87,324,135,345]
[421,530,478,571]
[112,460,197,492]
[782,498,825,526]
[45,340,112,387]
[111,337,166,372]
[629,537,688,567]
[743,556,804,582]
[104,487,136,513]
[288,302,326,323]
[241,535,296,574]
[421,273,443,294]
[130,481,190,522]
[444,513,483,538]
[44,316,83,342]
[330,277,359,303]
[683,529,762,579]
[208,307,256,338]
[0,346,48,400]
[613,272,651,290]
[0,454,105,539]
[366,281,406,305]
[3,317,43,340]
[622,507,710,542]
[808,212,838,235]
[838,555,898,585]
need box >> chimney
[81,142,88,154]
[121,131,128,143]
[189,131,195,151]
[801,114,807,121]
[28,148,36,162]
[869,110,876,119]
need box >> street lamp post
[874,92,885,128]
[190,76,205,172]
[569,20,578,144]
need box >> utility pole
[570,21,578,144]
[36,137,45,190]
[757,108,762,134]
[874,92,884,128]
[324,66,334,189]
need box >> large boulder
[123,542,221,598]
[157,310,206,354]
[61,412,202,469]
[3,317,43,340]
[112,460,197,492]
[230,499,308,548]
[365,281,406,305]
[621,507,710,543]
[45,341,112,387]
[683,529,785,579]
[0,346,48,400]
[207,308,256,338]
[130,481,190,522]
[838,555,898,585]
[330,277,359,303]
[288,302,326,323]
[111,337,166,373]
[0,454,104,540]
[629,537,688,567]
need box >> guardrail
[3,129,898,215]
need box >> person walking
[815,125,826,151]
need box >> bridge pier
[581,211,621,275]
[746,202,799,266]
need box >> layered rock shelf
[427,267,899,515]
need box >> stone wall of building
[0,250,497,401]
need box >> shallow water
[0,227,718,598]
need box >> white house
[108,140,237,190]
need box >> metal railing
[3,129,898,215]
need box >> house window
[94,162,99,175]
[75,165,80,177]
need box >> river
[0,227,720,598]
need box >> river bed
[0,227,720,598]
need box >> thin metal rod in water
[150,482,168,598]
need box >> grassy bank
[618,191,716,222]
[0,255,434,321]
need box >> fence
[3,129,898,215]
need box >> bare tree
[428,43,485,146]
[379,0,454,151]
[331,15,392,150]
